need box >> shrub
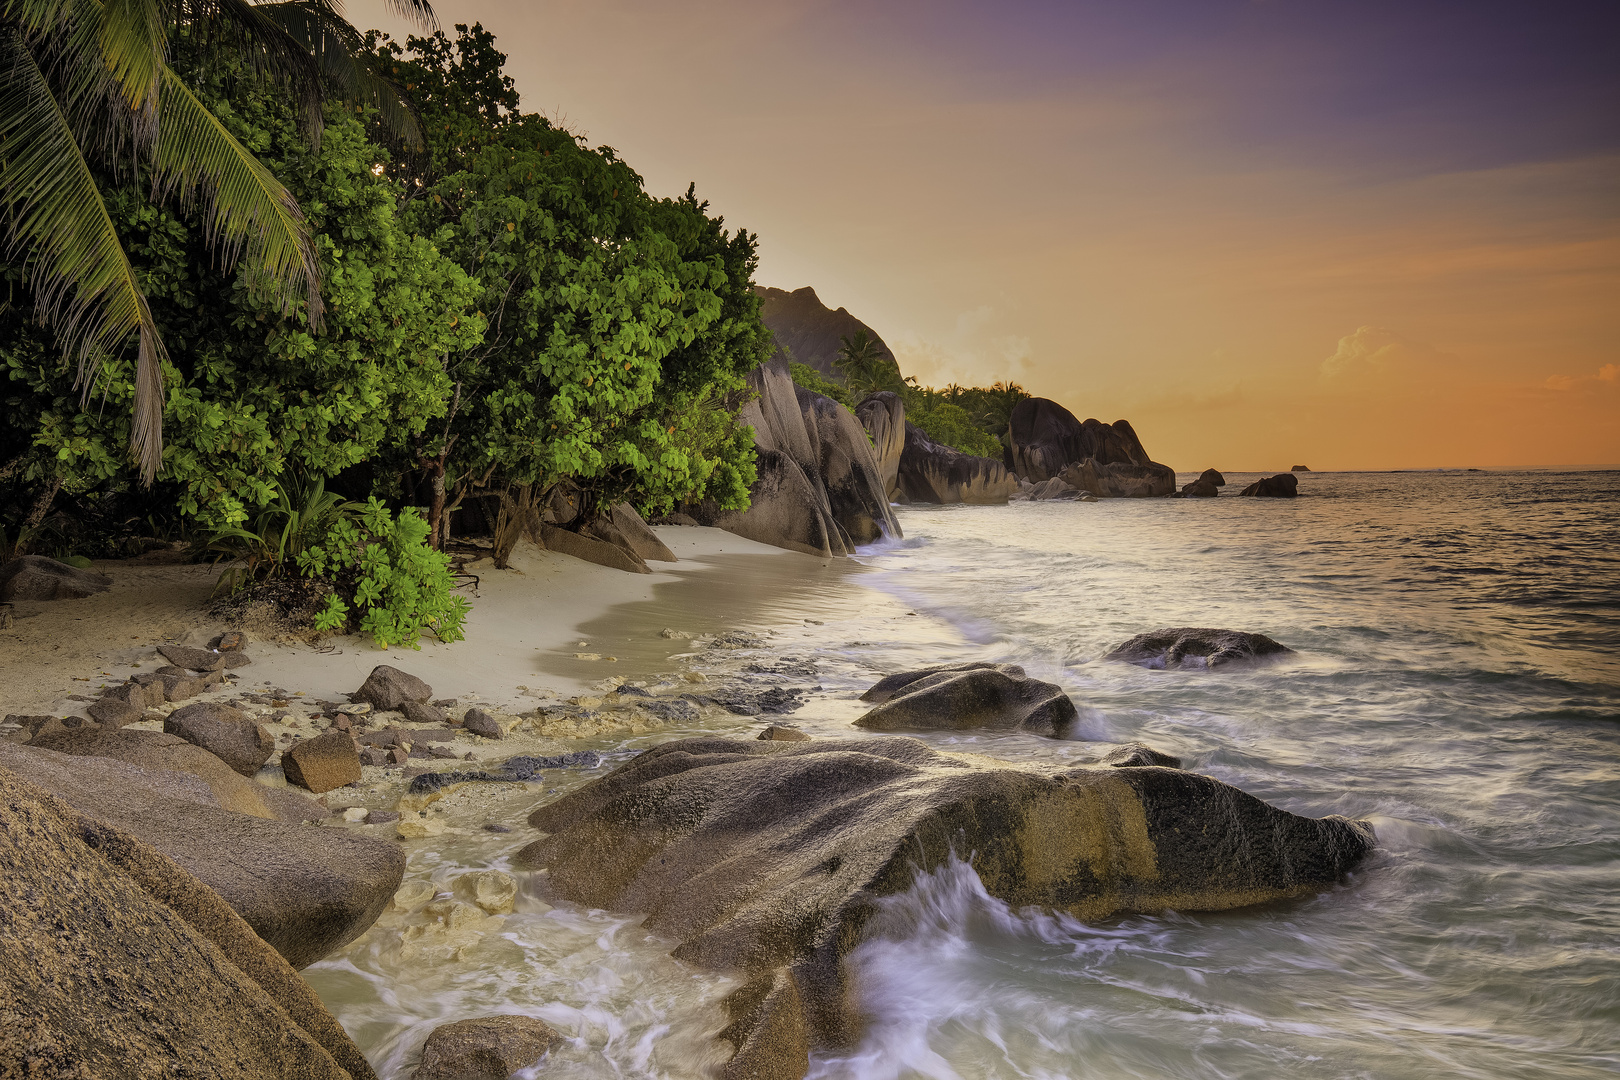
[788,362,856,409]
[299,500,469,649]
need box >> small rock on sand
[158,644,226,672]
[165,702,274,777]
[351,666,432,711]
[462,709,502,739]
[282,730,363,794]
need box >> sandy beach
[0,525,874,721]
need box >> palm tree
[0,0,434,484]
[835,329,895,398]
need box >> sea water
[306,469,1620,1079]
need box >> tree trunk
[22,475,62,530]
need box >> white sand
[0,526,838,718]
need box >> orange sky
[353,0,1618,470]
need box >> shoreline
[0,525,863,720]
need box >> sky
[353,0,1618,470]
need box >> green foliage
[372,24,770,518]
[299,500,469,649]
[204,475,358,593]
[1,52,485,531]
[0,1,433,482]
[788,362,855,409]
[908,401,1005,459]
[901,380,1029,458]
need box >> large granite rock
[607,502,678,562]
[1106,627,1294,669]
[896,422,1019,505]
[1239,473,1300,497]
[165,701,275,777]
[1006,398,1175,496]
[412,1015,565,1080]
[0,740,403,970]
[854,391,906,500]
[516,737,1375,1080]
[855,662,1079,738]
[0,766,378,1079]
[684,358,900,556]
[755,285,905,389]
[796,386,899,543]
[28,727,314,821]
[0,554,112,602]
[540,521,651,573]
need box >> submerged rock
[412,1015,565,1080]
[1106,627,1294,669]
[0,554,111,602]
[855,662,1079,738]
[0,766,378,1079]
[404,751,602,795]
[515,736,1375,1079]
[1239,473,1300,497]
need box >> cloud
[1544,364,1619,391]
[1320,325,1456,380]
[890,306,1034,388]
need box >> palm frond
[0,24,171,481]
[252,0,424,147]
[95,0,168,123]
[154,61,324,330]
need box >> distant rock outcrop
[896,422,1019,505]
[1006,398,1175,497]
[756,286,904,389]
[1239,473,1300,497]
[684,358,900,556]
[1291,465,1311,472]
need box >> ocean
[307,469,1620,1079]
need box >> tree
[1,50,485,534]
[834,329,903,397]
[371,25,770,538]
[0,0,435,484]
